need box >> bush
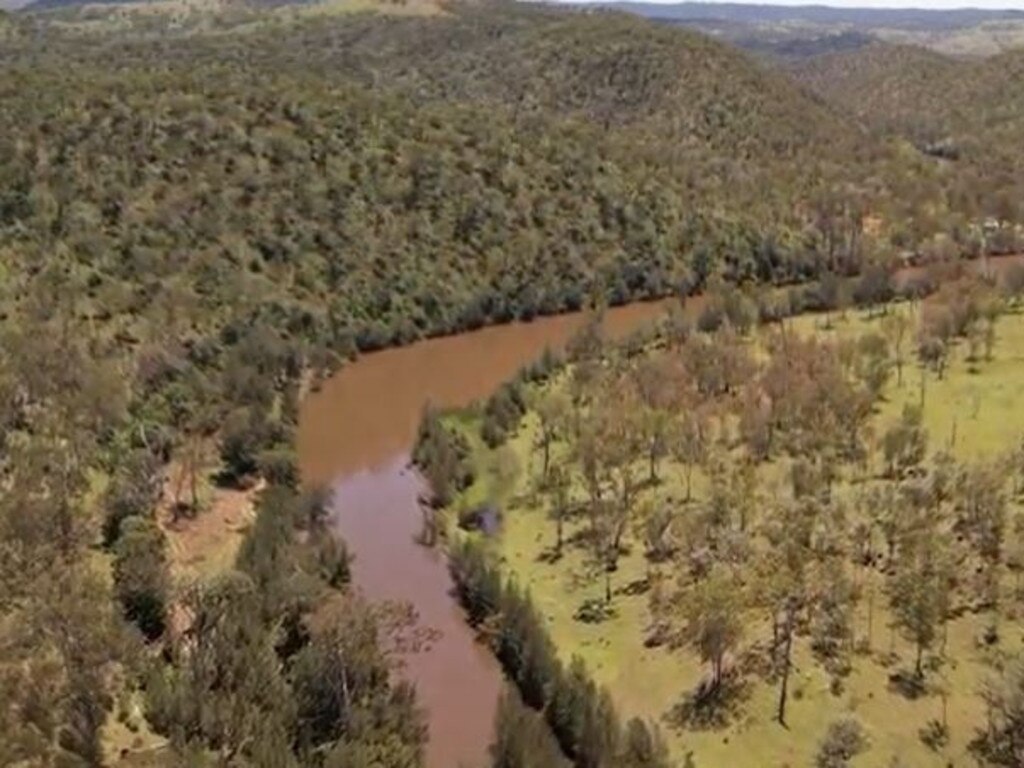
[102,449,163,547]
[219,406,286,486]
[696,303,725,333]
[852,265,895,308]
[919,718,949,751]
[259,447,299,489]
[113,517,169,640]
[815,717,868,768]
[482,382,527,448]
[574,598,618,624]
[219,407,266,484]
[490,688,570,768]
[308,529,350,589]
[413,408,475,505]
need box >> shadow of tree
[664,675,751,732]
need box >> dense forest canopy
[790,42,1024,214]
[1,2,1021,352]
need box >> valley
[1,1,1024,767]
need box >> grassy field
[450,304,1024,768]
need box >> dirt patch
[157,465,263,580]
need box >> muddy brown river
[297,301,672,768]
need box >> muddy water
[297,300,672,768]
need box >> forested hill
[265,7,857,156]
[0,0,1019,357]
[790,43,1024,228]
[0,3,901,352]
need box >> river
[297,300,674,768]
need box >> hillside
[275,8,857,153]
[789,43,964,141]
[790,43,1024,232]
[0,2,1018,351]
[0,3,930,353]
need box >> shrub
[258,447,299,489]
[816,718,868,768]
[102,449,162,546]
[113,517,169,640]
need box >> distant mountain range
[595,2,1024,57]
[601,3,1024,31]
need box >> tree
[496,580,558,710]
[882,309,912,386]
[853,264,895,313]
[958,461,1008,633]
[888,525,952,678]
[980,293,1005,363]
[682,566,743,694]
[631,354,680,483]
[973,657,1024,767]
[291,596,426,759]
[219,406,271,485]
[1001,262,1024,307]
[534,389,571,483]
[573,386,643,603]
[917,334,949,379]
[619,718,673,768]
[662,301,692,350]
[490,688,568,768]
[547,462,573,558]
[673,405,709,503]
[113,517,170,640]
[146,572,298,762]
[816,718,868,768]
[170,433,208,519]
[577,686,620,768]
[856,332,892,401]
[545,655,622,768]
[102,448,162,546]
[413,406,473,507]
[490,446,523,506]
[881,405,928,480]
[546,657,589,760]
[758,498,815,726]
[634,498,675,565]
